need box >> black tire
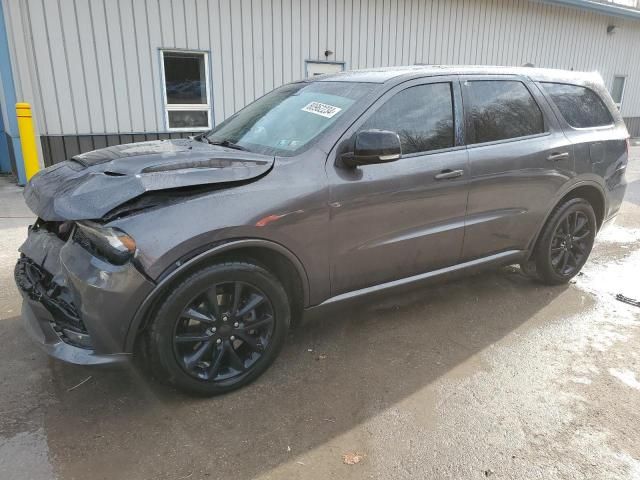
[146,260,290,396]
[534,198,597,285]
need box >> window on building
[161,50,211,131]
[464,80,545,144]
[542,83,613,128]
[361,83,454,155]
[611,76,626,110]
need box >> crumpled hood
[24,139,274,221]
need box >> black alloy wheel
[173,281,275,381]
[534,198,596,285]
[549,211,591,277]
[147,260,290,396]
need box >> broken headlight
[74,221,136,265]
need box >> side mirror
[340,129,402,168]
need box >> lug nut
[216,338,222,344]
[233,322,239,327]
[222,315,228,322]
[230,336,235,341]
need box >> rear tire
[146,260,290,396]
[533,198,597,285]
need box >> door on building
[326,77,469,296]
[306,61,345,78]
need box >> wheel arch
[561,185,606,230]
[527,181,606,254]
[124,239,310,353]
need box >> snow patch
[609,368,640,391]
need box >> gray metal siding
[625,117,640,136]
[39,131,201,166]
[3,0,640,140]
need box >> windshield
[205,81,375,156]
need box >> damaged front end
[15,218,155,365]
[24,139,274,221]
[15,256,89,349]
[16,139,275,365]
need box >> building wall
[2,0,640,166]
[0,0,26,182]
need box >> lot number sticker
[302,102,342,118]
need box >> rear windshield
[205,81,375,156]
[541,82,614,129]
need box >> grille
[15,257,91,348]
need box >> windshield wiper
[204,138,248,151]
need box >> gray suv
[15,66,629,395]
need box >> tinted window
[163,51,207,105]
[465,80,545,144]
[361,83,454,154]
[542,82,614,128]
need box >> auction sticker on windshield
[301,101,342,118]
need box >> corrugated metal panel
[625,117,640,136]
[4,0,640,139]
[40,131,202,166]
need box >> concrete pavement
[0,150,639,480]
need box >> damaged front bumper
[14,223,155,365]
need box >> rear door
[460,75,574,260]
[326,77,469,296]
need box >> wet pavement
[1,149,639,480]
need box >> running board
[319,250,525,306]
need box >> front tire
[533,198,597,285]
[147,260,290,396]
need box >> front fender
[123,238,311,353]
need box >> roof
[542,0,640,21]
[313,65,605,86]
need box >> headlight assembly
[74,221,136,265]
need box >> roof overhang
[542,0,640,20]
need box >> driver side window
[361,83,455,155]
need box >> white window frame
[612,75,627,110]
[160,49,212,132]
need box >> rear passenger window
[361,83,454,154]
[541,82,613,128]
[464,80,545,144]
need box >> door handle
[547,152,570,161]
[434,169,464,180]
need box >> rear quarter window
[541,82,614,129]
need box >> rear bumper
[21,298,129,365]
[605,164,628,220]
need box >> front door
[326,78,469,296]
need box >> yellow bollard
[16,102,41,181]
